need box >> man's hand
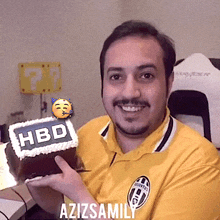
[27,156,114,219]
[27,155,91,203]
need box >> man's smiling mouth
[119,105,145,112]
[114,99,150,113]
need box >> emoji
[52,98,73,119]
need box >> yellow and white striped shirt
[66,110,220,219]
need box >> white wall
[1,0,121,130]
[120,0,220,60]
[1,0,219,133]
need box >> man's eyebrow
[137,64,157,70]
[55,104,60,106]
[107,64,157,73]
[107,67,123,73]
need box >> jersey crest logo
[127,176,150,210]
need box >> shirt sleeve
[151,165,220,220]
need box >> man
[27,20,220,219]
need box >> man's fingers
[55,155,71,174]
[25,156,73,189]
[25,175,55,187]
[25,176,43,184]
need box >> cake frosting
[5,117,79,182]
[8,117,78,160]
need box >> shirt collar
[99,121,110,140]
[98,108,177,157]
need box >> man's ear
[167,71,174,98]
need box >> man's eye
[56,107,61,109]
[141,73,154,79]
[110,74,121,80]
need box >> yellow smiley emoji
[52,98,73,119]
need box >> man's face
[102,36,173,138]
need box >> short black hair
[99,20,176,93]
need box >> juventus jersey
[65,109,220,219]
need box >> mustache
[113,98,150,107]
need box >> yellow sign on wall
[19,62,62,94]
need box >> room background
[1,0,220,132]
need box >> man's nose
[122,76,141,99]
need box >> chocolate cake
[5,117,78,182]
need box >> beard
[110,98,151,137]
[115,122,150,137]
